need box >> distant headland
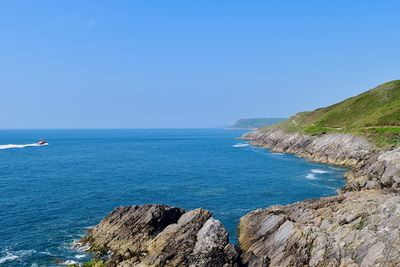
[231,118,286,129]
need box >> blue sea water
[0,129,345,266]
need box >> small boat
[37,139,48,145]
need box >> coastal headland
[78,81,400,266]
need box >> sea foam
[60,259,78,265]
[232,143,249,148]
[311,169,330,174]
[305,173,318,180]
[0,253,19,264]
[0,249,36,264]
[75,254,86,259]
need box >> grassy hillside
[266,80,400,147]
[232,118,286,129]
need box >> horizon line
[0,127,247,130]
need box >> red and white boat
[37,140,48,145]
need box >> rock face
[81,204,240,267]
[243,128,400,191]
[239,128,400,266]
[349,147,400,190]
[239,190,400,267]
[243,128,375,167]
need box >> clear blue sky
[1,1,399,128]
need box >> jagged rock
[81,204,185,258]
[243,128,400,191]
[80,205,240,267]
[240,128,400,266]
[239,190,400,267]
[243,128,375,167]
[350,148,400,190]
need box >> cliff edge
[237,81,400,266]
[79,81,400,266]
[240,128,400,266]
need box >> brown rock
[81,205,240,267]
[239,190,400,266]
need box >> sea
[0,129,345,266]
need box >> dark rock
[81,205,240,267]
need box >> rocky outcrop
[243,128,375,167]
[239,128,400,266]
[348,147,400,190]
[243,128,400,191]
[80,204,240,267]
[239,189,400,267]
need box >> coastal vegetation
[231,118,286,129]
[264,80,400,147]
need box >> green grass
[232,118,286,129]
[262,80,400,148]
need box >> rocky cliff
[243,128,400,191]
[80,128,400,267]
[238,128,400,266]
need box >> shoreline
[75,128,400,266]
[238,128,400,266]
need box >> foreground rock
[80,204,240,267]
[239,189,400,267]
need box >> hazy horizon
[2,1,399,128]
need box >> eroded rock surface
[244,128,400,191]
[239,190,400,267]
[349,147,400,190]
[243,129,374,167]
[81,204,240,267]
[240,128,400,266]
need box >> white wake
[0,143,48,150]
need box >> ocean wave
[71,239,90,253]
[311,169,330,174]
[39,250,55,256]
[305,173,318,180]
[60,259,78,265]
[75,254,86,259]
[0,253,19,264]
[232,143,249,148]
[328,166,341,171]
[0,143,48,150]
[0,249,36,264]
[310,183,336,190]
